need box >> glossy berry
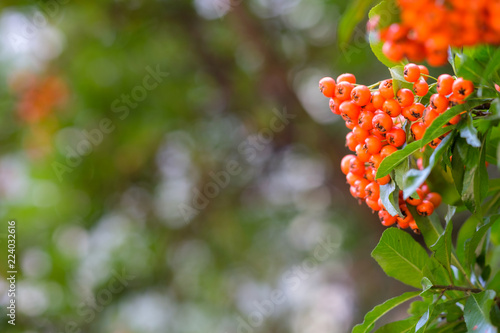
[380,145,397,158]
[402,102,424,121]
[383,99,402,117]
[319,77,336,97]
[354,178,370,199]
[353,126,370,142]
[336,81,354,101]
[340,101,360,121]
[418,65,429,81]
[416,200,435,216]
[377,174,391,185]
[425,192,442,207]
[429,94,449,113]
[346,172,362,186]
[406,188,423,206]
[452,78,474,100]
[437,74,454,96]
[337,73,356,84]
[379,80,394,99]
[372,113,393,133]
[366,197,382,211]
[404,63,421,82]
[424,109,439,126]
[410,122,427,140]
[364,135,383,154]
[396,204,412,228]
[346,132,358,151]
[379,209,397,226]
[340,155,355,175]
[365,182,380,201]
[371,91,385,110]
[351,85,371,106]
[396,88,414,107]
[386,127,406,147]
[329,98,341,115]
[355,144,371,162]
[413,79,429,96]
[349,156,365,176]
[369,154,384,169]
[358,111,374,130]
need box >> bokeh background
[0,1,431,332]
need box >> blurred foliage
[0,1,415,332]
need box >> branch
[431,285,482,293]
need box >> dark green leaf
[375,318,418,333]
[411,209,444,249]
[445,205,456,224]
[380,181,402,217]
[488,179,500,197]
[423,257,453,287]
[459,113,481,147]
[376,140,421,179]
[456,214,481,264]
[465,219,497,272]
[372,228,430,288]
[487,271,500,293]
[463,290,497,333]
[430,219,453,280]
[352,290,420,333]
[421,101,485,148]
[455,51,487,82]
[409,300,431,317]
[451,141,465,194]
[403,132,454,199]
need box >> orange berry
[319,77,336,98]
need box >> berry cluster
[370,1,500,66]
[319,64,474,231]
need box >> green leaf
[481,48,500,87]
[464,290,497,333]
[430,219,453,280]
[423,257,453,287]
[393,158,409,190]
[456,214,481,264]
[451,141,465,194]
[445,205,457,224]
[415,308,432,333]
[455,50,488,82]
[465,219,497,272]
[352,291,420,333]
[372,228,430,288]
[367,1,400,68]
[411,209,444,249]
[380,181,402,217]
[409,300,431,316]
[375,318,418,333]
[421,101,485,148]
[488,271,500,293]
[403,132,454,199]
[487,179,500,197]
[376,140,421,179]
[338,0,376,46]
[459,113,481,147]
[461,133,489,214]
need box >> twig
[431,285,482,293]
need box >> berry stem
[421,73,438,81]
